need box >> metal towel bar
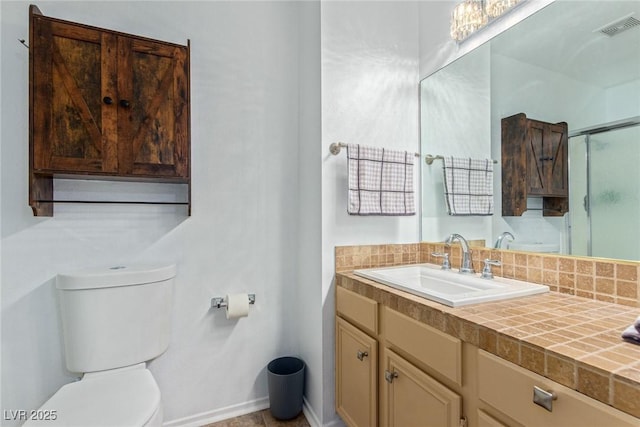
[329,142,420,158]
[425,154,498,165]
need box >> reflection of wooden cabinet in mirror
[29,5,190,216]
[501,113,568,217]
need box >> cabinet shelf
[33,200,189,206]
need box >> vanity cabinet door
[382,349,461,427]
[336,317,378,427]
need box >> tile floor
[203,409,310,427]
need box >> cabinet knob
[384,370,398,384]
[533,385,557,412]
[119,99,131,108]
[356,350,368,361]
[103,96,113,105]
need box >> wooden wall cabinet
[501,113,568,217]
[29,5,190,216]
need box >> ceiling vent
[595,14,640,37]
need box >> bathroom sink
[353,263,549,307]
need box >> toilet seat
[25,365,161,426]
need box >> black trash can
[267,356,305,420]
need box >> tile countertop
[336,271,640,419]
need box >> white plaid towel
[347,144,415,216]
[443,156,493,216]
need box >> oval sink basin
[353,263,549,307]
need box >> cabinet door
[117,37,189,179]
[32,17,118,174]
[336,317,378,427]
[382,349,461,427]
[526,121,568,197]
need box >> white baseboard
[302,397,321,427]
[163,397,269,427]
[163,396,344,427]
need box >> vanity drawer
[382,306,461,386]
[336,287,378,336]
[478,350,638,427]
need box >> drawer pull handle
[384,370,398,384]
[356,350,368,361]
[533,386,557,412]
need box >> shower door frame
[568,116,640,256]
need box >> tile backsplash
[335,242,640,308]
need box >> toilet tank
[56,264,176,373]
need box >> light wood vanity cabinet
[336,317,378,427]
[336,283,640,427]
[477,350,638,427]
[382,349,461,427]
[335,288,379,427]
[336,287,463,427]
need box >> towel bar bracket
[329,142,343,155]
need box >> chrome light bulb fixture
[450,0,488,42]
[450,0,522,42]
[486,0,521,18]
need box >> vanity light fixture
[485,0,521,18]
[450,0,522,42]
[450,0,487,42]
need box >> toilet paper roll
[225,293,250,319]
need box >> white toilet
[25,264,176,427]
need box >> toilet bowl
[24,264,175,427]
[25,364,162,426]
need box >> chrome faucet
[445,233,475,274]
[494,231,515,249]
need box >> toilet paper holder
[211,294,256,309]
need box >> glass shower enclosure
[569,119,640,261]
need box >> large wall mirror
[420,0,640,261]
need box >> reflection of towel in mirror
[347,144,415,216]
[442,156,493,216]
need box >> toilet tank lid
[57,264,176,290]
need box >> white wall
[421,43,493,243]
[1,1,320,425]
[320,1,420,423]
[296,1,324,425]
